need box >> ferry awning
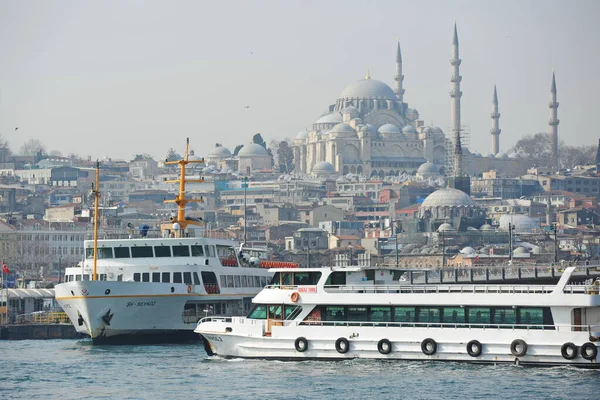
[4,289,56,299]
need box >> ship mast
[92,161,100,281]
[164,138,205,230]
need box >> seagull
[244,105,250,109]
[14,127,18,131]
[249,52,254,55]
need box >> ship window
[131,246,153,258]
[207,246,216,257]
[220,275,226,287]
[227,275,234,287]
[286,305,303,320]
[518,307,552,328]
[293,272,322,285]
[280,272,292,286]
[152,272,160,282]
[370,307,392,322]
[325,271,346,285]
[172,245,190,257]
[83,275,90,281]
[468,307,491,325]
[234,276,241,287]
[394,307,415,323]
[133,273,141,282]
[173,272,182,283]
[193,272,201,285]
[162,272,170,283]
[241,276,247,287]
[154,246,171,257]
[117,275,123,281]
[323,306,346,321]
[142,273,150,282]
[75,274,82,281]
[268,305,283,320]
[492,307,516,325]
[442,307,465,324]
[114,247,130,258]
[255,276,260,287]
[191,245,204,256]
[85,247,113,259]
[248,304,267,319]
[417,307,440,324]
[347,307,368,323]
[183,272,192,285]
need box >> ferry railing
[322,284,596,295]
[15,311,70,324]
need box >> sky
[0,0,599,161]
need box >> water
[0,339,598,400]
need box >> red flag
[2,260,10,275]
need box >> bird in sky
[244,105,250,109]
[14,127,18,131]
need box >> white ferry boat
[55,140,277,344]
[195,265,600,368]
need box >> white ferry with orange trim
[195,265,600,368]
[54,140,281,344]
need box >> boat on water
[195,264,600,367]
[54,140,277,344]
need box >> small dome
[509,152,519,159]
[498,214,539,233]
[377,124,401,135]
[339,78,397,100]
[315,112,343,124]
[473,152,482,158]
[438,223,454,232]
[513,246,528,255]
[360,124,375,133]
[423,127,432,134]
[208,146,232,157]
[421,188,476,208]
[496,152,509,159]
[238,143,269,157]
[312,161,335,175]
[296,131,309,140]
[417,162,439,175]
[330,123,356,138]
[467,226,478,231]
[480,224,493,231]
[483,153,495,159]
[460,246,476,255]
[341,106,359,115]
[402,125,417,134]
[430,126,444,134]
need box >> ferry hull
[55,281,245,344]
[197,319,600,368]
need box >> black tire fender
[510,339,528,357]
[560,342,578,360]
[294,336,308,352]
[466,340,482,357]
[377,338,392,355]
[581,342,598,361]
[421,338,437,356]
[335,337,350,354]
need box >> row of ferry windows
[133,272,201,284]
[220,275,270,288]
[85,244,236,259]
[313,305,554,327]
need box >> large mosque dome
[339,78,397,100]
[238,143,269,157]
[417,162,439,176]
[315,112,342,124]
[421,188,476,208]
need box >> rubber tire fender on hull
[510,339,528,357]
[377,339,392,355]
[421,338,437,356]
[560,342,578,360]
[294,337,308,352]
[581,342,598,361]
[466,340,482,357]
[335,337,350,354]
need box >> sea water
[0,339,598,400]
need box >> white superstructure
[196,265,600,368]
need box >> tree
[49,150,63,157]
[19,139,46,157]
[165,148,181,162]
[277,141,294,173]
[233,144,244,156]
[510,133,596,169]
[252,133,267,149]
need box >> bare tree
[510,133,596,169]
[19,139,46,157]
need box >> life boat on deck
[259,260,299,268]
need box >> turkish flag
[2,261,10,275]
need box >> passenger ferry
[54,140,276,344]
[195,265,600,367]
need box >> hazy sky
[0,0,599,161]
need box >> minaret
[595,138,600,172]
[490,85,501,155]
[549,70,560,169]
[394,42,405,103]
[450,23,462,174]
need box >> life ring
[581,342,598,361]
[561,342,578,360]
[187,285,192,294]
[335,337,350,354]
[290,292,300,303]
[466,340,482,357]
[421,338,437,356]
[510,339,528,357]
[294,337,308,352]
[377,339,392,355]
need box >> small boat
[55,139,277,344]
[195,264,600,367]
